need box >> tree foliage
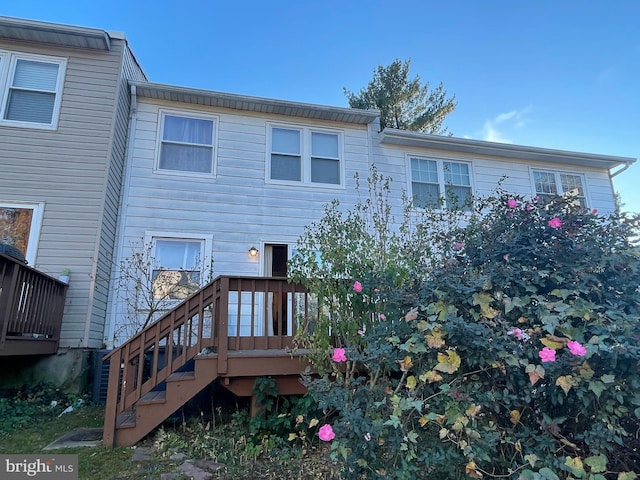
[344,58,456,134]
[292,177,640,479]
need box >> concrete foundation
[0,348,91,393]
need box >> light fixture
[248,246,259,257]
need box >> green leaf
[538,467,560,480]
[550,288,570,299]
[565,456,586,477]
[588,381,606,399]
[517,470,539,480]
[601,374,615,384]
[617,472,637,480]
[383,415,401,428]
[472,292,498,318]
[524,453,539,467]
[584,454,607,473]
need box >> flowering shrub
[299,190,640,479]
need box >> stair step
[138,390,166,405]
[167,371,195,382]
[116,411,136,429]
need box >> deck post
[103,352,122,447]
[217,276,229,374]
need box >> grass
[0,403,180,479]
[0,394,338,480]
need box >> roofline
[131,81,380,125]
[0,16,114,51]
[380,128,636,169]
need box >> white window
[0,202,45,265]
[533,170,587,208]
[149,237,207,301]
[269,125,342,186]
[157,112,216,174]
[410,157,472,209]
[0,52,66,128]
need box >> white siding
[108,100,372,342]
[373,133,618,214]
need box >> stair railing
[103,275,310,446]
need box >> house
[0,16,634,446]
[98,79,633,446]
[105,82,632,347]
[0,16,145,388]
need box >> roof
[380,128,636,169]
[131,81,379,125]
[0,16,114,51]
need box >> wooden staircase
[103,276,313,447]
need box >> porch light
[248,246,259,257]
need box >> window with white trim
[157,112,216,174]
[533,170,587,208]
[269,125,342,185]
[0,52,66,128]
[410,157,472,209]
[0,202,45,264]
[151,238,204,300]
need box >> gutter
[610,160,633,178]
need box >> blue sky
[3,0,639,213]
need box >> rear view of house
[0,17,145,387]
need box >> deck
[0,253,67,356]
[103,276,315,447]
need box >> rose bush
[293,184,640,479]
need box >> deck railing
[103,276,311,423]
[0,253,68,355]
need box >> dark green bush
[301,192,640,479]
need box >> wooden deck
[0,253,67,356]
[103,276,315,447]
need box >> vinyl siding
[0,37,131,347]
[87,43,147,348]
[373,134,618,214]
[108,100,372,343]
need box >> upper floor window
[0,52,66,129]
[410,157,472,209]
[533,170,587,208]
[269,125,342,186]
[157,112,216,175]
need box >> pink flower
[353,281,363,293]
[318,424,335,442]
[538,347,556,362]
[379,313,386,320]
[525,203,533,212]
[374,288,380,294]
[591,208,598,215]
[357,328,366,336]
[454,241,464,251]
[547,217,563,229]
[567,340,586,356]
[507,328,524,340]
[332,348,347,362]
[507,198,518,209]
[503,254,510,262]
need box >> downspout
[103,84,138,348]
[608,160,633,212]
